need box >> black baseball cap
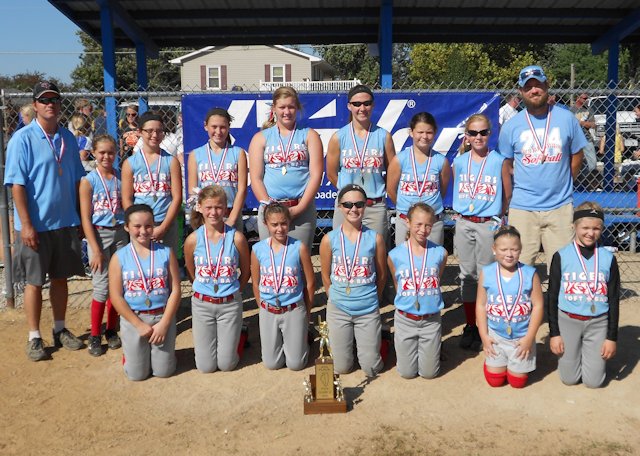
[33,81,61,99]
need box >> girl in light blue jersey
[326,85,396,237]
[476,225,543,388]
[187,108,247,231]
[251,202,315,371]
[388,112,451,246]
[183,185,251,373]
[388,203,448,379]
[319,184,387,377]
[80,135,127,356]
[248,86,323,250]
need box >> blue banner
[182,91,500,209]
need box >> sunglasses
[126,112,137,117]
[341,201,366,209]
[520,68,544,79]
[36,96,61,105]
[349,100,373,107]
[466,129,490,137]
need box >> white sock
[28,330,41,341]
[53,320,65,333]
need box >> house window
[271,65,285,83]
[207,66,221,90]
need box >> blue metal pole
[100,4,117,143]
[603,43,619,192]
[379,0,393,89]
[136,44,149,114]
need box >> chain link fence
[1,81,639,309]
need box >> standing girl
[387,112,451,246]
[187,107,247,231]
[452,113,512,350]
[71,113,94,173]
[122,111,183,256]
[319,184,387,377]
[183,185,250,373]
[251,203,315,370]
[119,105,140,160]
[388,203,448,379]
[108,204,181,381]
[476,226,544,388]
[248,86,323,250]
[548,202,619,388]
[326,85,395,237]
[79,135,127,356]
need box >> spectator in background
[498,94,519,126]
[19,104,36,127]
[571,93,598,190]
[70,113,95,173]
[633,104,640,122]
[120,105,140,160]
[68,99,94,136]
[93,108,108,136]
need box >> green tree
[71,31,184,90]
[0,71,68,92]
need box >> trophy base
[303,374,347,415]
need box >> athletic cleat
[88,335,103,357]
[459,324,475,349]
[105,329,122,350]
[52,328,84,351]
[26,337,48,361]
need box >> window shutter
[285,64,292,82]
[264,64,271,82]
[221,65,228,90]
[200,65,207,89]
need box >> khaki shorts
[14,226,85,286]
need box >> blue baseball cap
[518,65,547,87]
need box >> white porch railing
[258,79,362,92]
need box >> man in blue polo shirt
[5,81,87,361]
[498,66,587,268]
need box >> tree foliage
[542,44,629,85]
[0,71,68,92]
[71,31,184,91]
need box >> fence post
[0,89,15,308]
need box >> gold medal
[591,303,596,314]
[281,166,287,175]
[506,324,512,336]
[469,203,475,212]
[214,284,219,293]
[414,299,420,311]
[58,167,63,176]
[345,285,351,295]
[145,297,151,307]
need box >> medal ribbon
[573,241,599,300]
[466,153,488,202]
[406,240,429,297]
[36,120,65,170]
[495,263,524,327]
[269,237,289,297]
[409,147,433,197]
[140,151,163,194]
[277,123,297,165]
[95,169,118,218]
[339,227,362,285]
[129,242,154,297]
[524,106,552,162]
[204,226,226,281]
[206,142,229,184]
[349,122,371,174]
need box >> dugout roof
[50,0,640,56]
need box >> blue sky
[0,0,82,83]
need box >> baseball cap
[518,65,547,87]
[33,81,61,99]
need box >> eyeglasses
[141,128,164,136]
[341,201,366,209]
[35,97,61,105]
[349,100,373,107]
[466,129,490,137]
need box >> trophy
[303,316,347,414]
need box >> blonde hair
[404,203,436,241]
[458,113,492,154]
[575,201,603,212]
[190,185,228,229]
[92,134,117,152]
[20,104,35,124]
[262,86,301,129]
[71,113,91,137]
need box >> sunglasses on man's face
[349,100,373,107]
[466,129,490,137]
[36,97,61,105]
[341,201,366,209]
